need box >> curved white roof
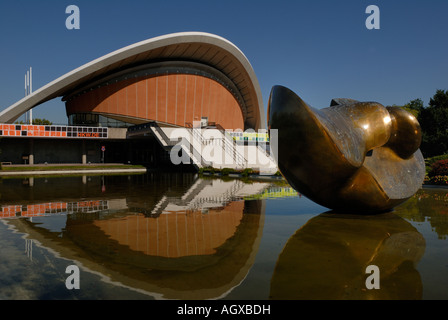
[0,32,265,129]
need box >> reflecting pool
[0,173,447,300]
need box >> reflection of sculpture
[268,85,426,213]
[270,212,425,299]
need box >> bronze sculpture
[268,85,425,213]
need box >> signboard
[0,124,108,139]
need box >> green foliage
[198,166,262,178]
[201,166,215,174]
[406,98,425,112]
[33,118,53,125]
[15,118,53,125]
[418,89,448,158]
[241,168,253,177]
[394,98,424,118]
[426,154,448,167]
[220,168,233,176]
[391,90,448,158]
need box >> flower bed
[424,158,448,185]
[426,175,448,186]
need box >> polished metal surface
[267,85,425,213]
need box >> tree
[15,118,53,125]
[32,118,53,125]
[403,98,424,118]
[387,99,423,118]
[418,90,448,158]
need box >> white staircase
[128,122,278,174]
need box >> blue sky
[0,0,447,124]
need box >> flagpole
[24,67,33,124]
[25,70,29,123]
[29,67,33,124]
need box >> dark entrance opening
[103,134,196,172]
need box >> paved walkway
[3,163,131,167]
[0,163,147,176]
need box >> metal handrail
[216,123,275,162]
[181,137,208,167]
[214,124,247,166]
[191,126,247,167]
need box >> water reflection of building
[150,178,270,215]
[92,201,246,258]
[0,200,109,218]
[0,174,270,299]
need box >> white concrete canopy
[0,32,266,129]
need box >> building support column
[82,140,87,164]
[29,139,34,165]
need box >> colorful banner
[0,124,107,139]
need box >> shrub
[241,168,253,177]
[199,166,215,174]
[427,154,448,166]
[428,159,448,178]
[220,168,234,176]
[429,175,448,185]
